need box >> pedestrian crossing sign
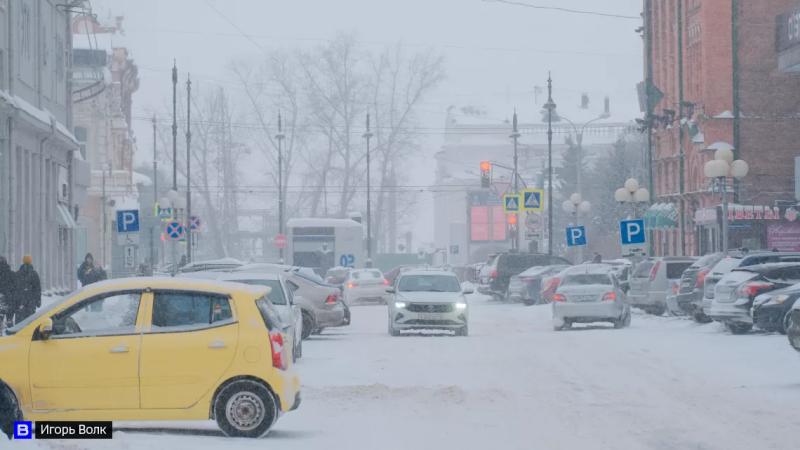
[503,194,521,213]
[522,189,544,212]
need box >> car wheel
[781,311,793,335]
[648,305,666,316]
[301,311,315,340]
[692,311,712,324]
[615,309,632,329]
[456,325,469,336]
[787,313,800,352]
[726,322,753,335]
[213,380,277,438]
[0,385,22,439]
[553,320,571,331]
[388,321,400,336]
[295,338,303,360]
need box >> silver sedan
[552,264,631,331]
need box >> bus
[286,218,365,274]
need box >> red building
[646,0,800,255]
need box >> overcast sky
[91,0,644,246]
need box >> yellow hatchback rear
[0,277,300,438]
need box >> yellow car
[0,277,301,438]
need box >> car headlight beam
[394,301,407,309]
[455,302,467,310]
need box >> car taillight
[736,281,774,299]
[552,293,566,302]
[269,330,287,370]
[649,261,661,281]
[490,270,498,279]
[671,282,679,295]
[325,293,338,305]
[347,282,357,289]
[382,278,390,285]
[695,268,709,288]
[602,292,617,302]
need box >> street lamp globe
[624,178,640,193]
[704,159,728,178]
[730,159,749,179]
[714,147,734,165]
[569,193,582,204]
[562,200,576,214]
[634,188,650,203]
[614,188,632,203]
[578,200,592,214]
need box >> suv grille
[407,303,454,313]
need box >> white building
[0,0,90,291]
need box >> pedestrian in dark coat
[0,257,16,321]
[77,253,106,286]
[16,255,41,322]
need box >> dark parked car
[752,283,800,333]
[702,251,800,318]
[707,263,800,334]
[483,253,571,300]
[508,265,570,305]
[674,252,725,322]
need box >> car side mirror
[620,281,630,293]
[38,318,54,340]
[386,287,396,294]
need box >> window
[233,279,286,305]
[255,296,285,331]
[666,262,694,279]
[398,275,461,293]
[561,274,612,286]
[151,292,233,329]
[52,293,141,337]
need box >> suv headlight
[394,301,407,309]
[455,302,467,310]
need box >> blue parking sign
[566,226,587,247]
[116,210,140,233]
[620,219,646,245]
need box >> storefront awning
[645,203,678,230]
[56,204,78,229]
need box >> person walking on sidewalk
[0,257,16,325]
[15,256,41,322]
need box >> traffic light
[480,161,491,188]
[507,213,518,225]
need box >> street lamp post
[559,112,610,195]
[544,73,556,256]
[510,111,521,251]
[276,112,286,262]
[185,75,192,264]
[363,114,374,263]
[562,193,591,262]
[704,148,749,255]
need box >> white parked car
[343,269,391,305]
[551,264,631,331]
[387,270,471,336]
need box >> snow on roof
[287,218,363,228]
[132,171,153,186]
[692,132,705,144]
[707,141,734,152]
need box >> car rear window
[666,262,694,279]
[233,279,286,305]
[693,253,721,268]
[500,254,547,272]
[711,257,743,274]
[255,296,284,331]
[562,274,611,286]
[632,261,654,278]
[352,270,382,280]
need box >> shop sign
[768,222,800,251]
[728,205,781,221]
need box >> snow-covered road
[20,294,800,450]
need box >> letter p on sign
[620,219,646,245]
[116,210,140,233]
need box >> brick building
[646,0,800,255]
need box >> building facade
[0,0,89,291]
[647,0,800,255]
[71,14,141,275]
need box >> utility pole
[511,110,521,251]
[545,73,556,256]
[363,113,374,262]
[152,115,158,269]
[171,60,178,191]
[644,0,655,255]
[276,112,286,262]
[677,0,686,255]
[101,165,107,268]
[185,75,192,263]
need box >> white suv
[387,270,472,336]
